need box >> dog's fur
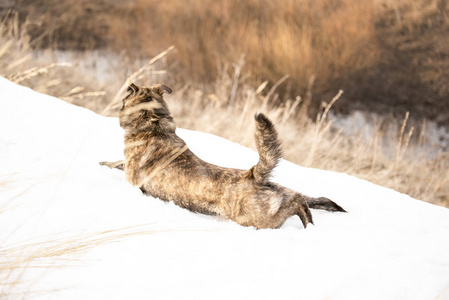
[100,83,345,229]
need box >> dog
[100,83,345,229]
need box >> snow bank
[1,77,449,300]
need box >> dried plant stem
[393,112,414,177]
[101,45,175,116]
[228,54,245,109]
[7,62,72,83]
[305,90,343,167]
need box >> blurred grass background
[7,0,449,122]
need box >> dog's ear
[122,83,139,108]
[127,82,139,93]
[153,84,172,95]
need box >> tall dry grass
[0,224,164,299]
[162,59,449,207]
[12,0,448,122]
[1,8,448,206]
[0,11,112,112]
[104,0,381,98]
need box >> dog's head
[119,83,175,133]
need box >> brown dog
[101,83,345,229]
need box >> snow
[1,76,449,300]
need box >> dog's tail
[252,113,283,184]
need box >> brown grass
[15,0,380,97]
[163,64,449,207]
[1,9,448,206]
[128,0,379,88]
[0,11,112,112]
[11,0,449,119]
[0,224,165,299]
[2,0,449,204]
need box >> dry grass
[1,10,448,206]
[32,0,379,98]
[12,0,449,117]
[0,225,165,299]
[0,11,112,112]
[162,62,449,207]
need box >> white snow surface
[1,76,449,300]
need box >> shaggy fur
[100,83,345,229]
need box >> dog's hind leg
[99,160,125,170]
[295,194,314,228]
[305,196,346,212]
[268,194,314,228]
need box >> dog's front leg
[99,160,125,170]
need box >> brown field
[1,0,448,207]
[1,1,448,204]
[9,0,449,124]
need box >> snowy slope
[1,76,449,300]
